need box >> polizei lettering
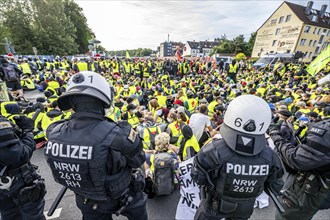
[45,141,93,160]
[226,163,269,176]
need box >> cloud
[75,0,329,50]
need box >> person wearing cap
[177,124,200,161]
[269,108,330,220]
[122,103,141,129]
[45,71,147,220]
[120,85,131,98]
[295,101,310,115]
[191,95,284,220]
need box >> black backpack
[3,65,19,82]
[152,152,176,195]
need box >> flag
[306,45,330,76]
[126,50,131,59]
[175,46,182,62]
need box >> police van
[253,53,295,70]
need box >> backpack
[3,65,19,82]
[152,152,176,195]
[145,126,160,150]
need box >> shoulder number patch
[128,128,137,143]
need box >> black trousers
[76,192,148,220]
[0,195,45,220]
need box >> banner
[306,45,330,76]
[175,157,200,220]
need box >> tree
[232,35,246,54]
[63,0,94,54]
[1,0,36,54]
[30,0,78,55]
[246,32,257,57]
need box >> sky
[75,0,329,51]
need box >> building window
[308,40,313,46]
[271,19,277,24]
[285,14,291,22]
[304,26,311,33]
[312,15,318,22]
[313,40,317,46]
[317,29,321,35]
[328,30,330,36]
[279,16,284,23]
[300,39,306,46]
[313,28,317,34]
[319,35,324,44]
[315,47,320,53]
[323,29,327,34]
[309,52,312,58]
[304,51,308,58]
[275,28,281,35]
[272,40,277,46]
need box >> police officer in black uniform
[45,71,148,220]
[191,95,284,220]
[269,115,330,220]
[0,114,46,220]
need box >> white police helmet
[57,71,113,111]
[220,95,271,155]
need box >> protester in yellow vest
[122,104,140,129]
[178,124,200,161]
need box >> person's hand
[268,123,281,136]
[14,116,34,133]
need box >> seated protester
[212,104,225,128]
[122,103,142,129]
[176,106,189,124]
[41,100,64,132]
[144,132,180,196]
[149,98,169,123]
[139,115,162,150]
[178,124,200,161]
[307,111,321,123]
[189,105,217,147]
[0,101,21,122]
[166,112,183,146]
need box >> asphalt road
[4,90,329,220]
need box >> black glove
[14,116,34,133]
[268,123,282,136]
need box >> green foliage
[63,0,94,54]
[0,0,95,55]
[212,32,256,57]
[235,53,247,60]
[108,48,154,57]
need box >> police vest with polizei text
[45,118,131,201]
[214,139,272,200]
